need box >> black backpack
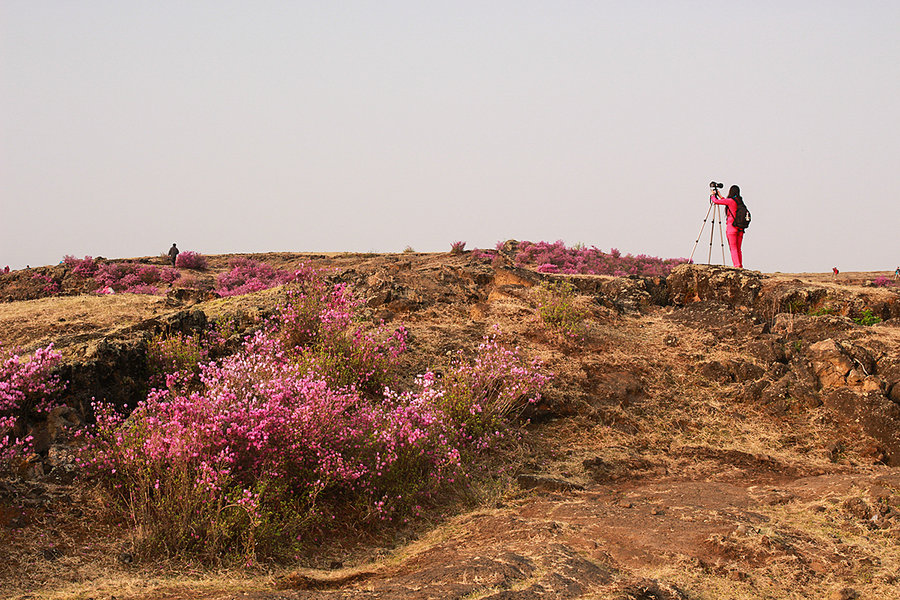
[731,201,751,231]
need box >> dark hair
[728,185,742,204]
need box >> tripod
[688,199,727,265]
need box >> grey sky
[2,1,898,273]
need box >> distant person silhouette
[711,185,747,268]
[833,267,839,282]
[894,266,900,281]
[168,243,179,267]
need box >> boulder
[809,339,854,388]
[823,388,900,466]
[808,339,881,391]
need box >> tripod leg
[689,203,714,263]
[708,204,716,265]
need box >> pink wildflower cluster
[82,273,550,560]
[469,248,500,266]
[873,276,894,288]
[450,241,466,255]
[94,262,180,295]
[438,329,552,438]
[277,276,407,394]
[216,258,294,297]
[512,240,688,277]
[147,327,229,391]
[31,274,60,295]
[175,251,208,270]
[1,344,63,465]
[63,255,99,277]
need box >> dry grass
[0,294,168,353]
[7,572,277,600]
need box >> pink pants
[726,228,744,268]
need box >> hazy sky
[2,1,898,273]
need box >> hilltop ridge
[2,252,900,599]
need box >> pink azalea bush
[148,331,221,391]
[94,261,179,295]
[31,273,60,295]
[1,344,64,467]
[437,330,552,439]
[514,240,688,277]
[470,249,495,263]
[450,241,466,255]
[81,271,550,561]
[276,274,408,394]
[216,258,294,297]
[175,251,208,270]
[63,255,99,278]
[873,276,894,288]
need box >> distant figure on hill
[168,243,179,267]
[832,266,839,282]
[3,266,9,273]
[710,184,747,268]
[894,266,900,281]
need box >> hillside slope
[2,253,900,600]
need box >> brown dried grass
[0,295,167,353]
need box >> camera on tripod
[691,181,729,265]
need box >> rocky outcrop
[808,339,881,392]
[822,388,900,465]
[666,264,900,323]
[666,264,764,308]
[738,336,900,464]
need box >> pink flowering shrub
[873,276,894,288]
[216,258,294,297]
[31,274,60,295]
[175,251,208,270]
[1,345,64,467]
[148,333,214,391]
[514,240,688,277]
[450,241,466,255]
[276,275,407,394]
[63,255,99,277]
[470,249,496,264]
[82,273,550,562]
[94,261,179,294]
[146,318,237,390]
[437,330,551,438]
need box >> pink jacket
[711,195,739,230]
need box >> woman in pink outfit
[711,184,746,268]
